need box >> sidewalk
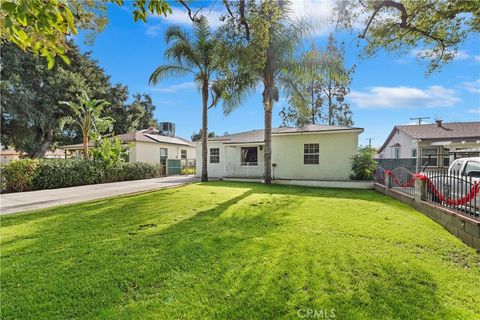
[0,175,198,215]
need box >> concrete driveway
[0,175,198,215]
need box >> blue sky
[75,1,480,147]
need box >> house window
[443,148,450,167]
[181,149,187,159]
[304,144,319,165]
[421,148,438,167]
[394,147,400,159]
[241,147,258,166]
[210,148,220,163]
[411,148,417,158]
[160,148,168,159]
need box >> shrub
[32,159,103,189]
[350,146,377,180]
[1,159,38,192]
[2,159,165,193]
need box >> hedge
[1,159,164,193]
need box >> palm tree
[60,91,112,160]
[222,1,306,184]
[149,16,222,182]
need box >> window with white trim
[181,149,187,159]
[210,148,220,163]
[304,144,319,165]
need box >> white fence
[226,162,264,178]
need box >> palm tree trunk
[264,101,272,184]
[201,80,209,182]
[82,135,89,160]
[262,79,273,185]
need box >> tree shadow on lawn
[1,181,478,319]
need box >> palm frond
[149,65,195,86]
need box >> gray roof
[208,124,364,144]
[62,129,193,149]
[379,121,480,152]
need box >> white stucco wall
[130,141,196,164]
[271,131,359,180]
[196,130,361,180]
[195,141,226,177]
[378,129,416,159]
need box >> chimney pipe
[435,119,442,127]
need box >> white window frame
[304,143,319,165]
[210,148,220,163]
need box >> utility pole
[410,117,430,125]
[366,137,374,148]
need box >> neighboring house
[195,124,364,181]
[61,126,196,165]
[377,121,480,168]
[0,146,68,163]
[0,146,22,164]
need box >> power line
[410,116,431,125]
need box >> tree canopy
[0,0,172,68]
[335,0,480,74]
[1,41,158,157]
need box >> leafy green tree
[335,0,480,74]
[219,0,307,184]
[90,134,127,166]
[191,130,215,142]
[0,0,172,68]
[351,146,376,180]
[127,94,158,130]
[149,16,223,182]
[1,41,156,156]
[60,91,112,160]
[280,35,354,127]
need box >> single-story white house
[195,124,364,181]
[377,121,480,168]
[62,127,196,165]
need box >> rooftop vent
[158,122,175,137]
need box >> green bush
[1,159,38,192]
[1,159,165,193]
[350,146,377,181]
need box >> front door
[160,148,168,175]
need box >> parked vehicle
[427,157,480,215]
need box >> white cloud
[290,0,335,35]
[349,85,461,109]
[145,25,162,37]
[459,79,480,94]
[467,108,480,115]
[475,55,480,62]
[151,81,196,93]
[152,6,224,29]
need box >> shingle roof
[62,130,194,149]
[397,122,480,139]
[207,125,364,144]
[378,122,480,152]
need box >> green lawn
[1,182,479,319]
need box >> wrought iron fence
[424,168,479,220]
[374,161,480,221]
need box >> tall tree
[149,16,223,182]
[280,35,354,127]
[1,41,156,156]
[220,0,306,184]
[60,92,112,159]
[335,0,480,74]
[127,94,158,130]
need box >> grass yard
[1,181,479,319]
